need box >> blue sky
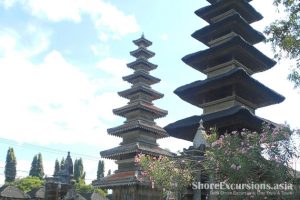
[0,0,299,184]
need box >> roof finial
[193,119,208,148]
[141,32,145,38]
[198,119,204,130]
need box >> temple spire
[93,35,172,199]
[165,0,285,141]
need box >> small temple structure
[45,152,74,200]
[93,35,173,199]
[165,0,285,141]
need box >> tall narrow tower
[165,0,285,141]
[93,35,172,200]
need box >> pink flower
[211,141,218,147]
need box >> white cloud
[97,57,131,78]
[98,32,109,42]
[8,0,140,40]
[25,0,82,22]
[0,30,17,56]
[159,33,169,41]
[90,43,110,57]
[91,0,139,39]
[0,26,50,58]
[0,31,124,148]
[0,0,16,9]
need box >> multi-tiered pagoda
[93,35,172,200]
[165,0,285,141]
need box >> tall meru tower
[93,35,173,200]
[165,0,285,141]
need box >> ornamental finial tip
[199,119,204,130]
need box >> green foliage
[136,154,193,197]
[75,179,107,197]
[29,155,38,177]
[11,176,44,193]
[265,0,300,88]
[74,158,86,183]
[5,147,17,182]
[97,160,104,180]
[54,159,60,175]
[29,153,44,179]
[60,157,65,170]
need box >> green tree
[75,179,107,197]
[29,153,44,179]
[12,176,44,193]
[60,157,65,170]
[29,155,37,177]
[74,158,86,182]
[5,147,17,182]
[54,159,60,175]
[97,160,104,180]
[36,153,44,179]
[265,0,300,88]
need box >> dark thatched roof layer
[164,106,272,141]
[207,0,252,5]
[182,36,276,74]
[127,58,157,71]
[133,35,152,47]
[130,47,155,59]
[0,185,30,199]
[101,142,174,159]
[174,68,285,108]
[192,13,265,46]
[196,0,262,24]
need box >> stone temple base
[112,185,164,200]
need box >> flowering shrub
[204,123,299,199]
[135,154,193,197]
[205,124,298,182]
[136,123,299,199]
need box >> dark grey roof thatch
[63,189,86,200]
[182,36,276,73]
[207,0,252,4]
[100,142,174,160]
[0,185,30,199]
[127,58,157,71]
[133,34,152,47]
[196,0,262,24]
[27,187,45,199]
[192,13,265,46]
[130,47,155,59]
[164,106,272,141]
[174,68,285,108]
